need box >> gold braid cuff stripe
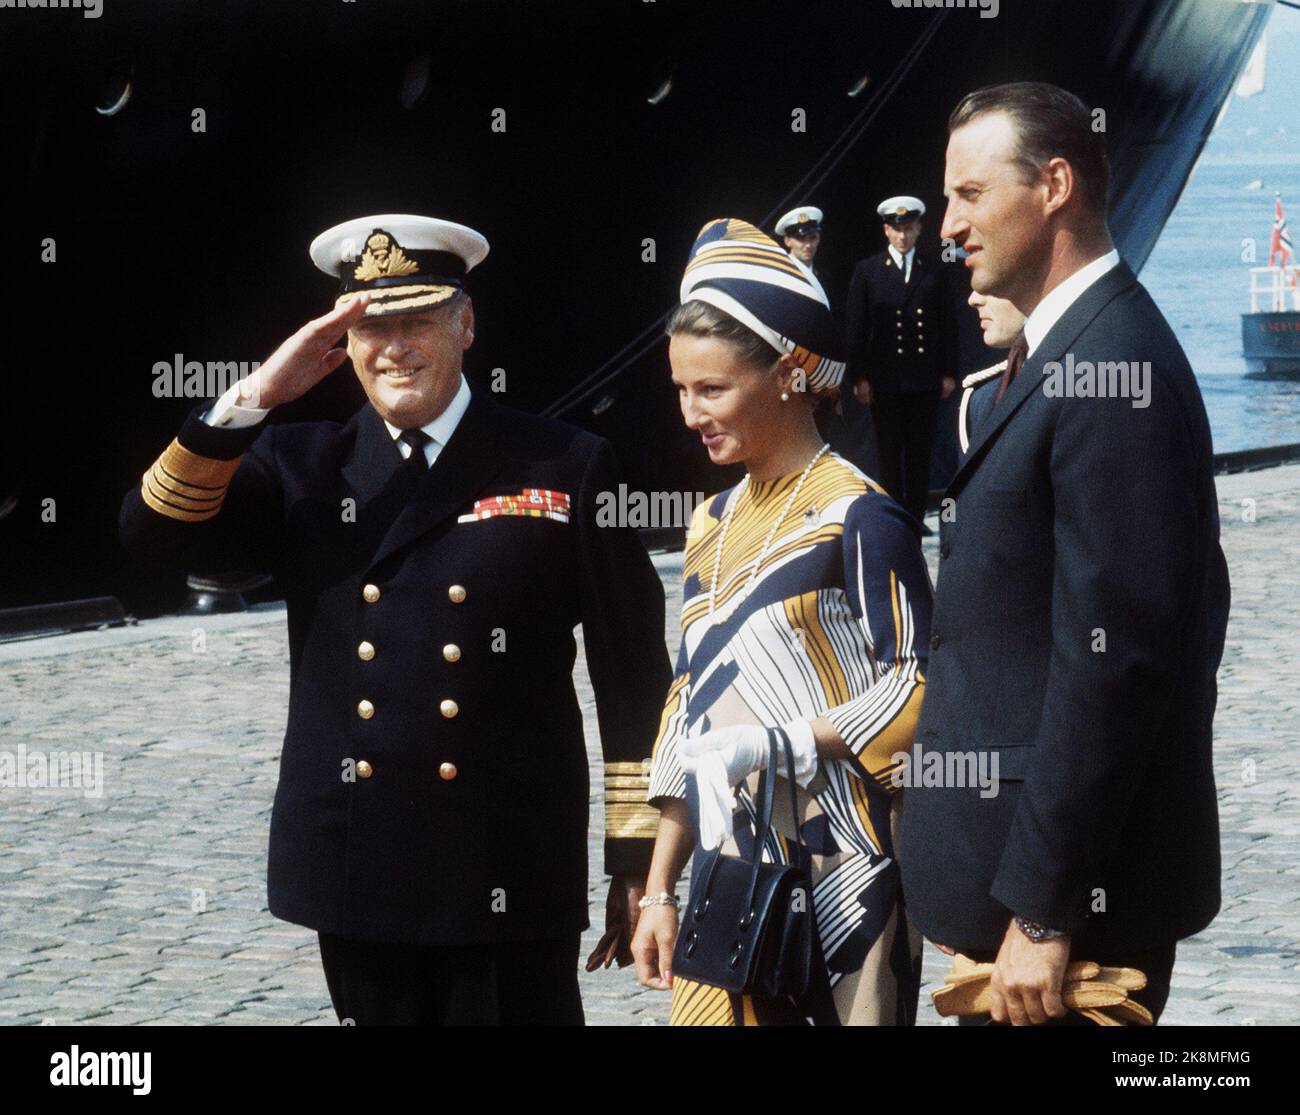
[141,439,242,522]
[605,800,660,839]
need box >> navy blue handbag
[673,726,813,999]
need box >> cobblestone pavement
[1,466,1296,1026]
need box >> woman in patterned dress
[630,218,934,1025]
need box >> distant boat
[1243,194,1300,377]
[1246,179,1264,190]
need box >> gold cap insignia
[354,230,420,282]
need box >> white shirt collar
[1023,248,1121,357]
[887,245,915,271]
[383,373,472,459]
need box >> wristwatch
[1014,915,1066,942]
[638,892,680,910]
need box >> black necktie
[398,429,432,483]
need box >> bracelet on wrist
[638,891,680,910]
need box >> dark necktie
[398,429,432,483]
[995,338,1029,404]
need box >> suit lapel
[344,384,506,572]
[949,261,1138,493]
[341,401,407,507]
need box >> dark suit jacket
[120,382,671,946]
[844,248,956,393]
[900,261,1229,954]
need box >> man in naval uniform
[774,205,832,305]
[776,205,874,476]
[119,214,673,1025]
[844,195,958,531]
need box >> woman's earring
[780,391,790,402]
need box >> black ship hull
[0,0,1273,613]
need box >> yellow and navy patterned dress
[648,451,933,1026]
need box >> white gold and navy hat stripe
[680,218,846,390]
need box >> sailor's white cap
[775,206,824,237]
[876,196,926,224]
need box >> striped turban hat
[679,217,846,390]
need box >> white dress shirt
[887,244,915,283]
[1022,248,1121,358]
[201,372,473,470]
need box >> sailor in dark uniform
[776,206,873,475]
[844,196,958,531]
[119,214,672,1025]
[775,205,833,307]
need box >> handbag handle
[692,725,802,930]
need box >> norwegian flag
[1269,192,1293,268]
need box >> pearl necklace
[708,443,829,618]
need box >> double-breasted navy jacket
[120,381,672,945]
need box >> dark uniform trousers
[844,249,956,527]
[119,381,673,1026]
[318,932,584,1026]
[871,389,940,525]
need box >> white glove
[680,720,818,852]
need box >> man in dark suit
[900,84,1229,1025]
[844,196,958,531]
[119,214,672,1025]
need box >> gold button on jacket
[439,762,458,781]
[357,641,375,661]
[443,643,461,662]
[357,699,375,719]
[356,760,373,779]
[362,583,381,603]
[448,584,467,603]
[440,699,459,719]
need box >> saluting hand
[235,294,371,411]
